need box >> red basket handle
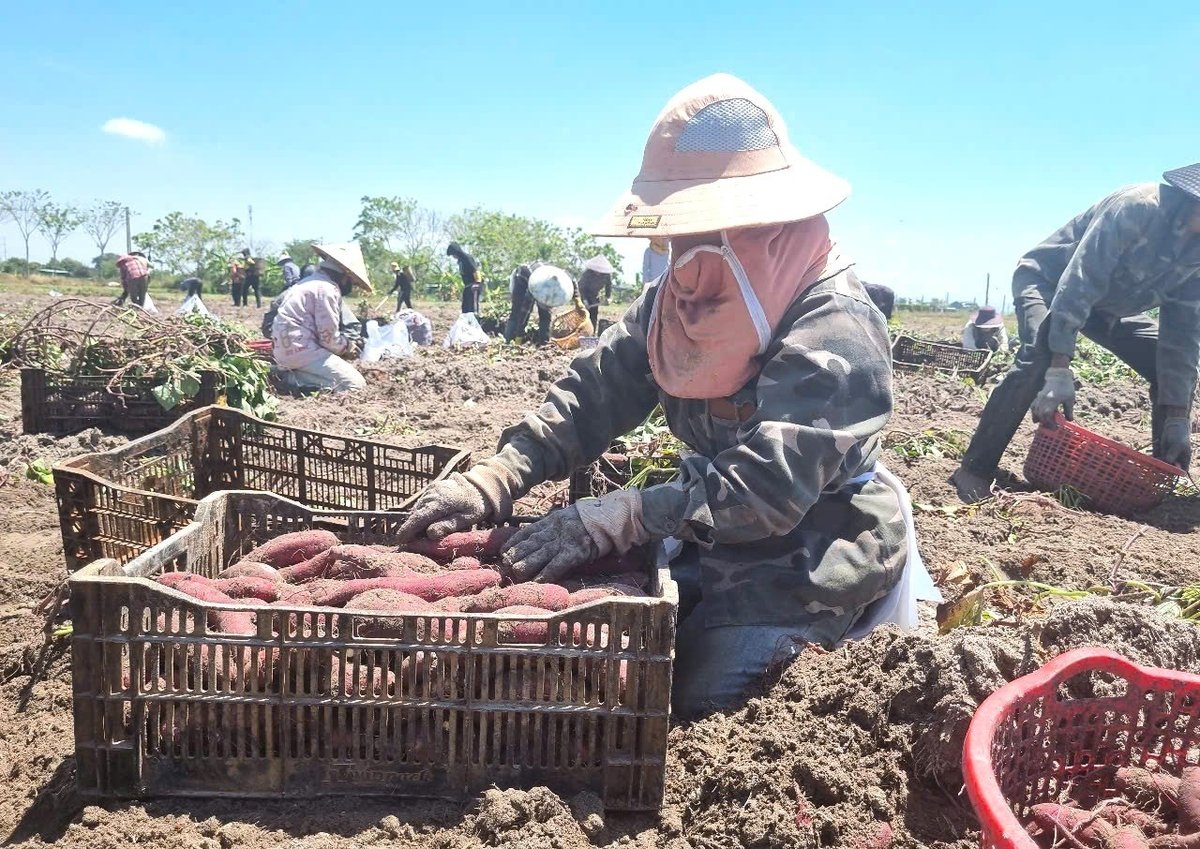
[963,648,1200,849]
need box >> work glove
[395,457,522,542]
[1158,416,1193,472]
[1031,367,1076,424]
[502,489,651,583]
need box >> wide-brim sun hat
[970,306,1004,328]
[583,255,614,274]
[595,73,850,237]
[277,251,291,261]
[528,264,573,308]
[313,242,374,293]
[1164,163,1200,202]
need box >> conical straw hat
[313,242,374,293]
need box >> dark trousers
[960,278,1163,477]
[396,287,412,311]
[587,304,600,331]
[231,280,243,306]
[461,283,480,314]
[241,276,261,308]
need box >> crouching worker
[952,165,1200,501]
[398,74,923,719]
[271,242,373,392]
[961,306,1009,352]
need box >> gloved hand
[1158,416,1192,471]
[501,506,600,583]
[395,472,490,542]
[502,489,652,583]
[1031,367,1076,424]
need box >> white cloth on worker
[395,308,434,345]
[528,265,573,308]
[276,351,365,392]
[271,272,354,369]
[359,319,414,362]
[443,312,489,348]
[845,461,941,638]
[961,322,1009,351]
[176,294,211,317]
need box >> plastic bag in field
[137,293,159,315]
[360,319,414,362]
[443,312,490,348]
[176,294,211,317]
[395,308,434,346]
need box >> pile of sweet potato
[153,528,648,641]
[1029,766,1200,849]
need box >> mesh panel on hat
[1164,164,1200,202]
[675,98,779,153]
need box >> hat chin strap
[720,232,771,354]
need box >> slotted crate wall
[891,335,992,381]
[70,492,676,809]
[54,406,470,570]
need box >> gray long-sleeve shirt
[487,260,906,628]
[1015,183,1200,407]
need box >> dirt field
[0,281,1197,849]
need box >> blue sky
[2,1,1197,304]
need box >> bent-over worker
[271,242,374,392]
[953,167,1200,502]
[578,254,614,330]
[398,74,922,719]
[961,306,1009,352]
[115,250,150,307]
[504,260,554,345]
[278,252,302,290]
[447,241,482,314]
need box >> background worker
[398,74,925,720]
[271,242,373,392]
[389,261,415,310]
[505,262,572,345]
[115,250,150,307]
[952,165,1200,502]
[447,241,482,314]
[642,237,668,290]
[863,282,895,321]
[278,251,302,290]
[578,254,613,330]
[229,253,244,306]
[239,248,262,308]
[961,305,1009,352]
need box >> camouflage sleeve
[639,287,893,546]
[1048,193,1155,358]
[315,289,350,355]
[489,294,661,493]
[1157,296,1200,408]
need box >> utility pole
[125,206,132,253]
[984,273,990,306]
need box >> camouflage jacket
[489,261,907,628]
[1014,183,1200,407]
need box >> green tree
[133,212,243,287]
[83,201,127,264]
[353,196,445,282]
[0,189,50,276]
[37,201,84,262]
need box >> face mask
[668,232,771,353]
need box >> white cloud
[101,117,166,144]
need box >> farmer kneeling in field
[399,74,927,719]
[271,242,373,393]
[952,165,1200,502]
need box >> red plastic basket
[963,648,1200,849]
[1023,414,1183,515]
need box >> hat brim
[594,156,850,237]
[313,244,374,293]
[1164,164,1200,202]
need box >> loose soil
[1,289,1198,849]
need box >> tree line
[0,190,626,301]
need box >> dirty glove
[1158,417,1192,471]
[502,489,651,583]
[395,457,523,542]
[1031,367,1075,424]
[502,506,600,583]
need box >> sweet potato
[1117,768,1181,810]
[171,579,257,636]
[156,571,213,588]
[218,561,284,583]
[213,576,282,603]
[405,527,520,562]
[1150,835,1200,849]
[246,530,339,567]
[325,545,440,580]
[447,556,484,571]
[278,549,339,583]
[394,569,503,602]
[1094,802,1168,836]
[459,583,571,613]
[496,605,552,643]
[1180,767,1200,835]
[1032,803,1117,849]
[345,589,432,613]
